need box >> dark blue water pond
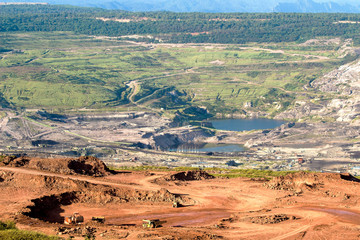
[210,118,285,132]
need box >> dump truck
[64,213,84,225]
[142,219,166,228]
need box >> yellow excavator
[64,213,84,225]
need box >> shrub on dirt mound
[265,171,360,191]
[166,170,215,181]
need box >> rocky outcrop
[311,60,360,95]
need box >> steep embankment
[245,58,360,158]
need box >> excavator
[64,213,84,225]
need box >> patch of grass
[209,169,297,180]
[108,165,296,180]
[0,221,58,240]
[0,221,16,230]
[173,166,201,171]
[109,165,171,171]
[0,229,59,240]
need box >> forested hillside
[2,5,360,44]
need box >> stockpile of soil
[23,187,181,223]
[73,186,179,205]
[165,170,215,181]
[242,214,296,225]
[0,169,183,205]
[223,211,297,225]
[1,156,111,177]
[265,171,360,191]
[18,172,185,223]
[66,156,111,177]
[0,156,29,167]
[0,171,79,190]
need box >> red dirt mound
[22,183,183,223]
[242,214,297,224]
[265,171,360,191]
[1,156,111,177]
[165,170,215,181]
[0,156,29,167]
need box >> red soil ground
[0,157,360,239]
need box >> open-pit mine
[2,7,360,239]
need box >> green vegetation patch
[110,165,297,180]
[0,221,16,231]
[3,5,360,45]
[209,169,298,180]
[0,221,58,240]
[0,31,352,117]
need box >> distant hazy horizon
[1,0,360,13]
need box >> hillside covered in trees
[2,5,360,44]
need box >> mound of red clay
[1,156,111,177]
[242,214,297,225]
[22,182,183,223]
[0,156,29,167]
[265,171,360,191]
[165,170,215,181]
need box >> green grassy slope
[0,32,353,118]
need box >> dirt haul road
[1,157,360,239]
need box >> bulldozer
[142,219,166,228]
[64,213,84,225]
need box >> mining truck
[142,219,166,228]
[64,213,84,225]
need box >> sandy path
[270,224,310,240]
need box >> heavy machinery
[64,213,84,225]
[172,201,183,208]
[91,216,105,223]
[142,219,166,228]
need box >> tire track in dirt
[270,224,310,240]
